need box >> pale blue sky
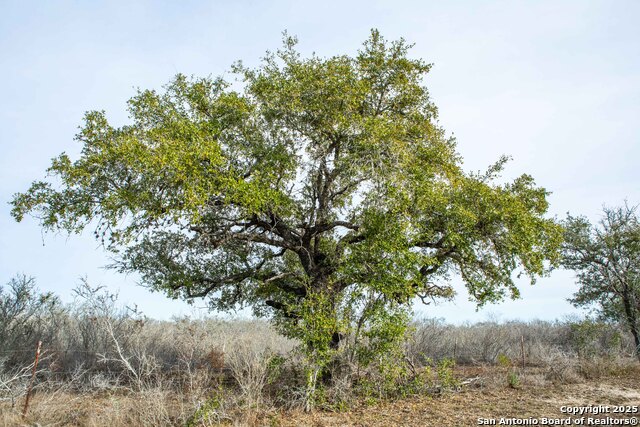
[1,0,639,322]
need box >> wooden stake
[453,337,457,361]
[22,340,42,419]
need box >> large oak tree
[12,31,562,373]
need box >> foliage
[435,358,458,389]
[185,387,226,427]
[562,204,640,360]
[353,355,458,403]
[496,353,511,368]
[12,30,563,401]
[506,371,520,389]
[569,318,622,358]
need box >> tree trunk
[631,324,640,362]
[620,287,640,361]
[330,331,343,350]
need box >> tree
[562,204,640,360]
[12,31,562,391]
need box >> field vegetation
[1,275,638,426]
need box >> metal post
[22,340,42,418]
[520,335,525,370]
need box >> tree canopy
[562,204,640,360]
[12,31,563,381]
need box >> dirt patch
[275,366,640,426]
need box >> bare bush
[540,349,581,384]
[225,326,290,409]
[0,359,32,408]
[408,317,635,366]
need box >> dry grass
[3,280,639,426]
[272,363,640,427]
[2,362,638,426]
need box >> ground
[273,366,640,427]
[4,365,639,426]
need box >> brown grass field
[3,282,639,426]
[3,363,639,426]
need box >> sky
[1,0,639,323]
